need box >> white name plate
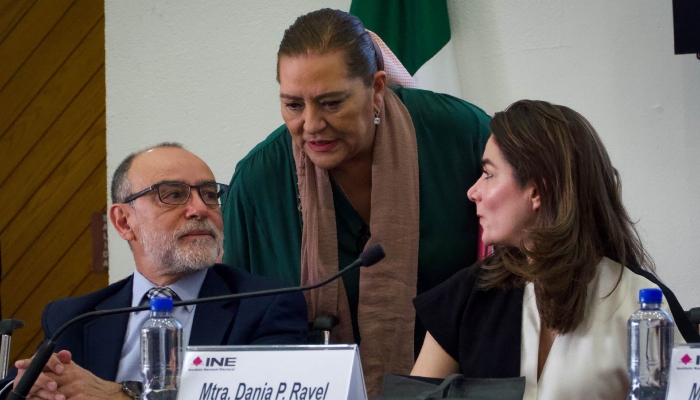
[667,344,700,399]
[178,344,367,400]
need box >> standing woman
[411,100,699,399]
[221,8,490,393]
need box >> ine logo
[192,356,237,369]
[681,354,693,365]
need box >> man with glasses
[0,143,307,399]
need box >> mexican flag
[350,0,463,99]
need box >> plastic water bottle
[627,288,674,400]
[141,297,183,400]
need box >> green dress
[222,87,491,354]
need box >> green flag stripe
[350,0,451,75]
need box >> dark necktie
[140,286,179,306]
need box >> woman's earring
[374,110,380,125]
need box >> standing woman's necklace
[330,172,351,200]
[331,172,372,223]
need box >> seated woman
[411,100,699,399]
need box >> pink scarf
[293,89,420,395]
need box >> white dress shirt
[115,268,207,382]
[519,258,684,400]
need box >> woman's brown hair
[276,8,383,86]
[480,100,654,333]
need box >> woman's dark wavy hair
[480,100,654,333]
[276,8,383,86]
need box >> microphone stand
[8,245,385,400]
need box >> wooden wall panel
[2,113,105,274]
[0,0,74,89]
[0,67,106,234]
[0,0,102,135]
[0,0,107,363]
[10,227,92,360]
[0,19,105,184]
[0,0,35,42]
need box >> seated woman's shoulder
[424,261,484,297]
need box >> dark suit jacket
[1,264,307,392]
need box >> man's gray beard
[139,220,223,276]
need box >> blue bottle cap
[150,297,174,311]
[639,288,663,303]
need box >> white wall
[105,1,700,308]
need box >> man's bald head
[111,142,185,205]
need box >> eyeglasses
[122,182,230,206]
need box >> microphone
[8,244,385,399]
[358,244,385,267]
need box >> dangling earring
[374,110,380,125]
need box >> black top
[413,264,523,378]
[413,261,700,379]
